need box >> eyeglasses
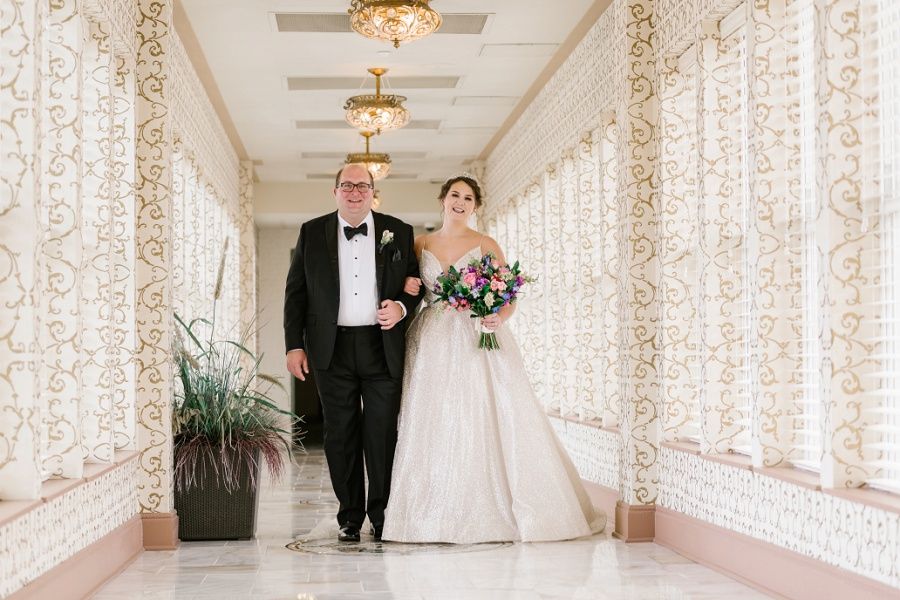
[338,181,374,193]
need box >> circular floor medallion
[286,537,513,555]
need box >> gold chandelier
[346,131,391,181]
[344,68,410,134]
[348,0,442,48]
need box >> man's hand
[377,300,403,330]
[403,277,422,295]
[286,349,309,381]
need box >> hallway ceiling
[178,0,595,183]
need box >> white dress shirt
[337,212,379,326]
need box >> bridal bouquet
[432,253,534,350]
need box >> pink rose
[463,272,478,286]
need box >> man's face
[334,164,375,225]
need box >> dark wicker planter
[174,446,260,541]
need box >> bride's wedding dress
[382,245,605,543]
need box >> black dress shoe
[338,525,360,542]
[371,524,383,542]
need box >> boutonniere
[378,230,394,254]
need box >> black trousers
[313,325,402,529]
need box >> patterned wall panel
[80,17,116,464]
[747,0,811,468]
[576,133,602,422]
[0,0,44,500]
[557,153,581,418]
[518,184,546,407]
[134,0,174,513]
[619,0,661,506]
[815,0,879,488]
[111,54,137,451]
[40,0,85,480]
[239,161,258,354]
[597,119,623,429]
[542,168,563,415]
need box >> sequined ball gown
[382,245,606,543]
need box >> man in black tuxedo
[284,163,422,542]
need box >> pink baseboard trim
[142,512,179,550]
[655,506,900,600]
[612,500,655,542]
[7,515,142,600]
[581,479,619,523]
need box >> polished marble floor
[93,448,772,600]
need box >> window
[659,47,701,443]
[785,0,824,472]
[697,5,753,455]
[864,0,900,493]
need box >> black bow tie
[343,223,368,240]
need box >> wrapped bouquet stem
[477,322,501,350]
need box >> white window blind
[786,0,824,472]
[722,5,754,456]
[864,0,900,494]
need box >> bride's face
[441,181,477,222]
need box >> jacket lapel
[373,211,386,300]
[324,211,340,295]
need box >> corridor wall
[484,0,900,592]
[0,0,257,595]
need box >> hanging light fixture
[346,131,391,181]
[348,0,442,48]
[344,68,410,134]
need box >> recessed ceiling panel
[478,43,558,58]
[275,13,489,35]
[302,151,428,159]
[296,120,441,130]
[287,76,460,91]
[452,96,519,106]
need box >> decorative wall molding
[658,447,900,588]
[551,418,621,493]
[0,455,139,598]
[656,506,900,600]
[83,0,137,57]
[169,32,239,205]
[655,0,743,57]
[483,0,624,209]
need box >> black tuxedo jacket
[284,211,423,379]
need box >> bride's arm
[480,236,516,329]
[401,235,428,295]
[413,233,427,260]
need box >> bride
[382,175,605,544]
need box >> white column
[135,0,174,512]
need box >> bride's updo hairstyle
[438,174,484,209]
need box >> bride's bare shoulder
[479,235,506,262]
[414,233,431,255]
